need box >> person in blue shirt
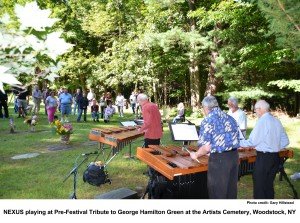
[190,96,240,199]
[240,100,289,199]
[58,87,72,122]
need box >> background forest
[1,0,299,113]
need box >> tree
[0,1,72,92]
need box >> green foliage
[268,80,300,92]
[256,0,300,60]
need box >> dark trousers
[77,108,87,121]
[0,100,9,118]
[253,152,280,199]
[100,106,106,119]
[208,150,239,199]
[144,138,160,148]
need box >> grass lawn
[0,103,299,199]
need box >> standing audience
[77,92,89,122]
[129,91,137,114]
[115,92,124,117]
[45,91,58,123]
[58,87,72,122]
[73,88,82,115]
[91,99,100,122]
[99,93,107,119]
[87,89,95,106]
[0,91,9,119]
[32,85,43,115]
[17,87,29,118]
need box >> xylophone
[89,126,144,160]
[137,145,294,199]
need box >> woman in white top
[172,102,185,123]
[45,91,58,123]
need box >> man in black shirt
[17,88,29,117]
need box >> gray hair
[137,93,148,101]
[228,96,238,107]
[202,96,219,110]
[255,100,270,111]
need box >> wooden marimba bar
[137,145,293,199]
[89,126,144,159]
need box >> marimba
[89,126,144,161]
[137,145,293,199]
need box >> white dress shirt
[240,112,289,152]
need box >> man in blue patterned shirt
[190,96,240,199]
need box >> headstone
[11,153,40,160]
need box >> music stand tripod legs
[63,155,89,199]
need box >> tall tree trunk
[163,71,168,106]
[187,0,201,109]
[153,81,158,103]
[206,23,222,96]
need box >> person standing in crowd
[45,91,58,123]
[99,93,107,119]
[115,92,124,117]
[228,96,247,139]
[42,86,50,115]
[17,87,29,118]
[73,88,82,115]
[77,92,89,122]
[172,102,185,123]
[190,96,240,199]
[240,100,289,199]
[0,91,9,119]
[87,88,95,106]
[58,87,72,122]
[91,98,100,122]
[136,90,142,118]
[129,91,137,114]
[32,85,43,115]
[105,92,112,107]
[104,101,115,123]
[137,93,162,148]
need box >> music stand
[169,122,201,163]
[63,153,99,199]
[120,121,137,127]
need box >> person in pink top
[137,93,163,147]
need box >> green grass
[0,104,299,199]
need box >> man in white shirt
[115,92,124,117]
[228,96,247,139]
[240,100,289,199]
[87,89,95,105]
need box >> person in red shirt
[137,93,163,147]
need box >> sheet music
[120,121,137,127]
[170,124,199,141]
